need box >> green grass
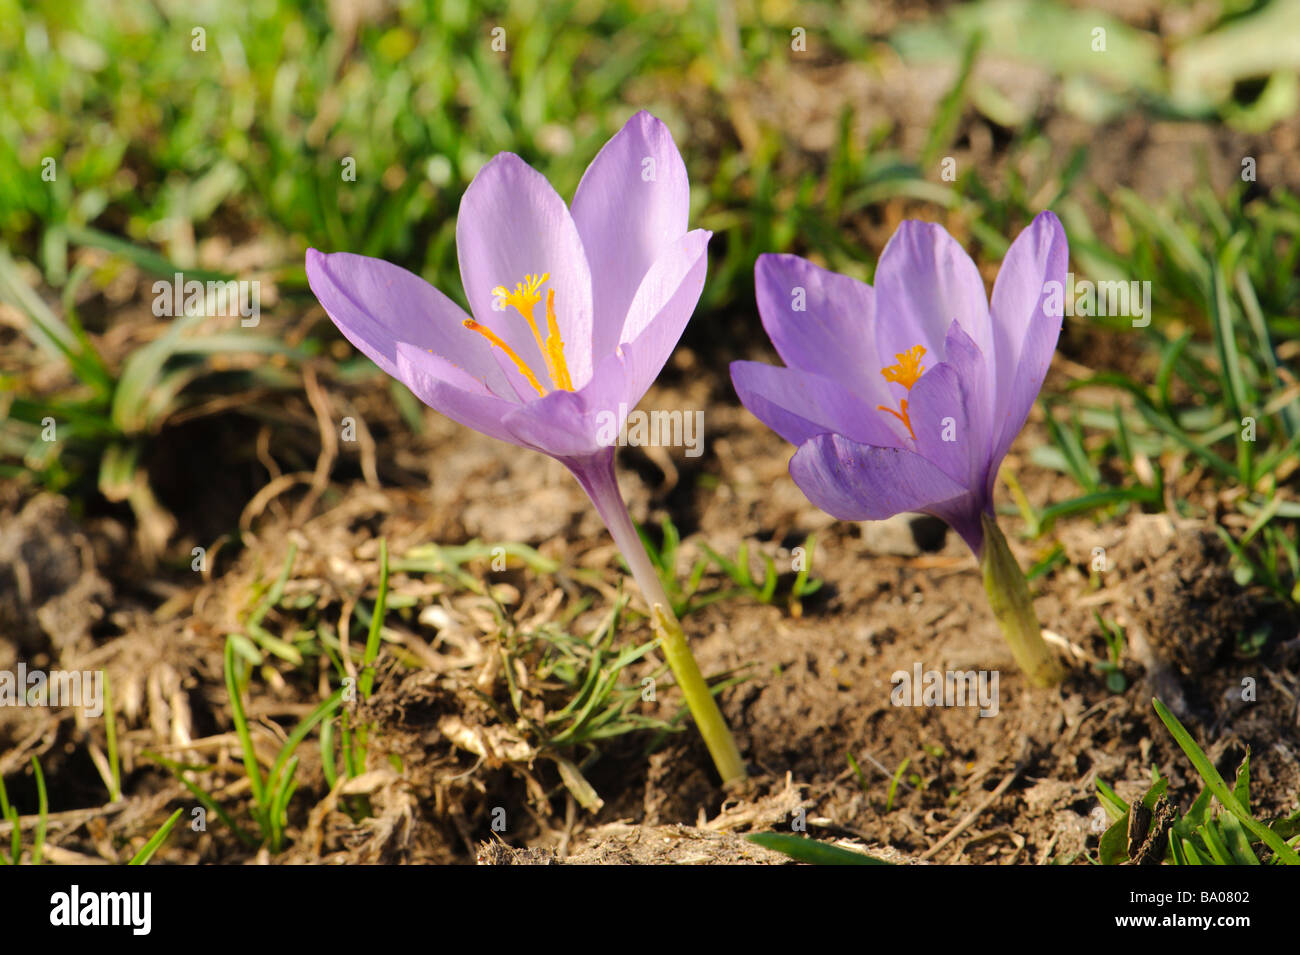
[128,808,184,865]
[0,757,182,864]
[1095,699,1300,865]
[746,831,892,865]
[638,515,823,618]
[149,637,345,853]
[1014,182,1300,610]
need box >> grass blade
[224,636,266,812]
[128,808,185,865]
[359,538,389,700]
[31,758,47,866]
[1152,698,1299,864]
[746,832,892,865]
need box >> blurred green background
[4,0,1300,297]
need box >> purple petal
[906,364,972,489]
[731,361,902,448]
[306,249,513,398]
[572,111,690,360]
[456,153,594,394]
[873,221,992,391]
[616,229,710,403]
[394,343,523,446]
[988,210,1068,469]
[580,340,642,438]
[906,319,992,494]
[501,388,608,458]
[789,433,970,522]
[754,254,890,405]
[924,496,988,557]
[499,342,640,457]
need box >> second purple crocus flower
[732,212,1069,685]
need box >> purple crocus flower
[307,110,709,480]
[731,211,1067,559]
[732,213,1069,686]
[306,111,746,781]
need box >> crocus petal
[873,221,992,387]
[572,110,690,360]
[988,210,1067,468]
[617,229,710,403]
[922,495,987,557]
[498,341,639,457]
[906,319,992,493]
[393,343,523,446]
[789,433,969,523]
[500,389,602,457]
[906,364,973,489]
[580,339,643,442]
[731,361,901,448]
[306,249,513,398]
[456,153,594,394]
[754,253,890,405]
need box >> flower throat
[464,272,573,395]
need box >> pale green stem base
[569,453,748,786]
[979,512,1065,687]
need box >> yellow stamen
[877,344,926,440]
[472,272,575,395]
[463,319,546,396]
[543,288,573,391]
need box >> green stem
[570,452,747,786]
[978,512,1065,687]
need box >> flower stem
[568,452,747,786]
[978,512,1065,687]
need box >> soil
[3,338,1297,865]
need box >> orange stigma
[465,272,574,396]
[876,344,926,440]
[462,319,546,395]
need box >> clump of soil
[0,492,111,659]
[478,826,790,865]
[1128,520,1255,677]
[1051,513,1295,725]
